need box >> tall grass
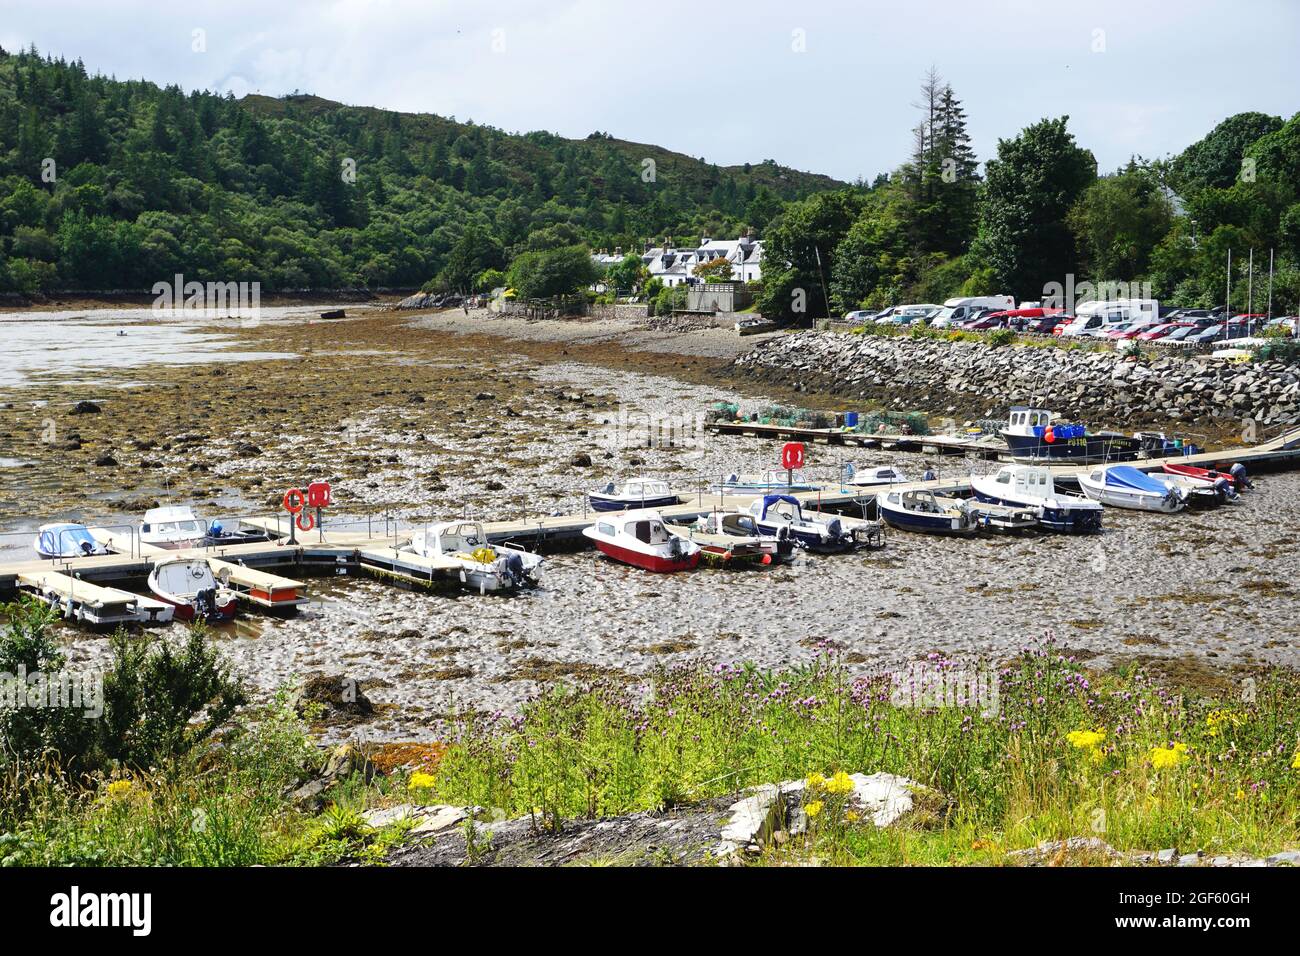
[432,640,1300,859]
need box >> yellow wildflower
[1150,742,1189,770]
[804,800,824,818]
[825,771,855,795]
[1067,729,1105,751]
[407,771,437,790]
[1234,788,1246,801]
[106,780,132,799]
[806,772,827,791]
[1205,709,1244,738]
[845,810,859,823]
[1291,750,1300,770]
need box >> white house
[641,235,764,287]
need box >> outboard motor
[502,552,527,587]
[1229,462,1251,491]
[824,517,843,541]
[194,586,217,620]
[1212,477,1236,503]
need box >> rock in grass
[292,673,374,719]
[93,453,117,467]
[569,452,593,467]
[71,400,101,415]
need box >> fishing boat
[587,477,679,513]
[712,469,820,494]
[844,463,908,487]
[970,465,1103,532]
[582,510,700,572]
[666,511,794,566]
[405,521,544,593]
[1078,465,1186,513]
[878,490,980,536]
[33,523,109,559]
[745,494,869,553]
[147,557,238,621]
[1000,407,1142,464]
[140,506,208,550]
[1163,462,1249,493]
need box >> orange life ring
[283,488,305,514]
[295,510,315,532]
[1044,427,1055,444]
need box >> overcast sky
[4,0,1297,182]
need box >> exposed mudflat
[2,304,1297,742]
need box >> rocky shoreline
[733,331,1300,430]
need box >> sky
[3,0,1298,183]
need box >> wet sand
[3,304,1296,741]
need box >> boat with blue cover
[970,465,1103,532]
[33,523,109,559]
[1078,465,1186,512]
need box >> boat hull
[1079,478,1183,513]
[972,489,1103,532]
[587,494,680,513]
[152,594,238,622]
[592,538,700,572]
[1003,432,1142,464]
[879,505,977,536]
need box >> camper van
[930,295,1016,328]
[1059,299,1161,338]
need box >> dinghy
[405,521,543,593]
[587,477,679,513]
[33,523,109,559]
[1162,462,1248,494]
[844,464,908,487]
[745,494,867,553]
[147,557,237,621]
[666,511,793,566]
[878,490,980,535]
[1154,473,1234,507]
[582,510,700,572]
[1078,465,1185,512]
[970,465,1103,532]
[140,506,208,550]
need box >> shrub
[985,328,1015,347]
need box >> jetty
[3,423,1299,626]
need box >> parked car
[844,309,878,322]
[878,304,941,325]
[1104,320,1156,339]
[1136,322,1183,342]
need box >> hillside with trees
[0,46,839,295]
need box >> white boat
[667,511,795,565]
[587,477,679,513]
[140,506,208,550]
[33,523,109,559]
[712,469,820,494]
[147,557,237,622]
[745,494,874,553]
[582,510,701,572]
[1078,465,1185,513]
[844,463,908,487]
[970,465,1103,532]
[406,521,544,593]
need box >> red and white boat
[1162,462,1246,493]
[147,558,238,622]
[582,509,700,573]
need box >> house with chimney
[639,234,764,287]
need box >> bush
[985,328,1015,347]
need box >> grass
[430,639,1300,865]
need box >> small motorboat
[844,464,908,487]
[582,510,700,572]
[587,477,679,513]
[1162,462,1249,493]
[970,465,1103,532]
[1153,473,1234,508]
[745,494,871,553]
[1078,465,1186,513]
[140,506,208,550]
[712,469,821,494]
[666,511,793,567]
[878,490,980,536]
[33,523,109,559]
[405,521,543,593]
[147,557,237,622]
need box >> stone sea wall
[733,331,1300,428]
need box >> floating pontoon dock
[3,424,1299,623]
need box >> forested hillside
[0,46,838,294]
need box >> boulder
[292,673,375,719]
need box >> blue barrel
[845,411,859,427]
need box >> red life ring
[283,488,305,514]
[1044,427,1055,444]
[295,510,315,532]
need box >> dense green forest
[758,70,1300,318]
[0,46,836,294]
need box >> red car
[1108,320,1160,340]
[1136,322,1185,342]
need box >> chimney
[614,246,622,256]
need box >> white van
[930,295,1015,328]
[1060,298,1160,338]
[875,303,941,325]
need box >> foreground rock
[735,331,1300,428]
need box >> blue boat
[745,494,860,553]
[878,490,979,536]
[588,477,679,513]
[969,465,1103,532]
[1001,407,1141,464]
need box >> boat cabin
[1004,407,1055,437]
[423,522,489,556]
[594,513,673,545]
[900,490,948,514]
[989,465,1059,497]
[141,506,206,538]
[599,478,671,499]
[153,558,218,598]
